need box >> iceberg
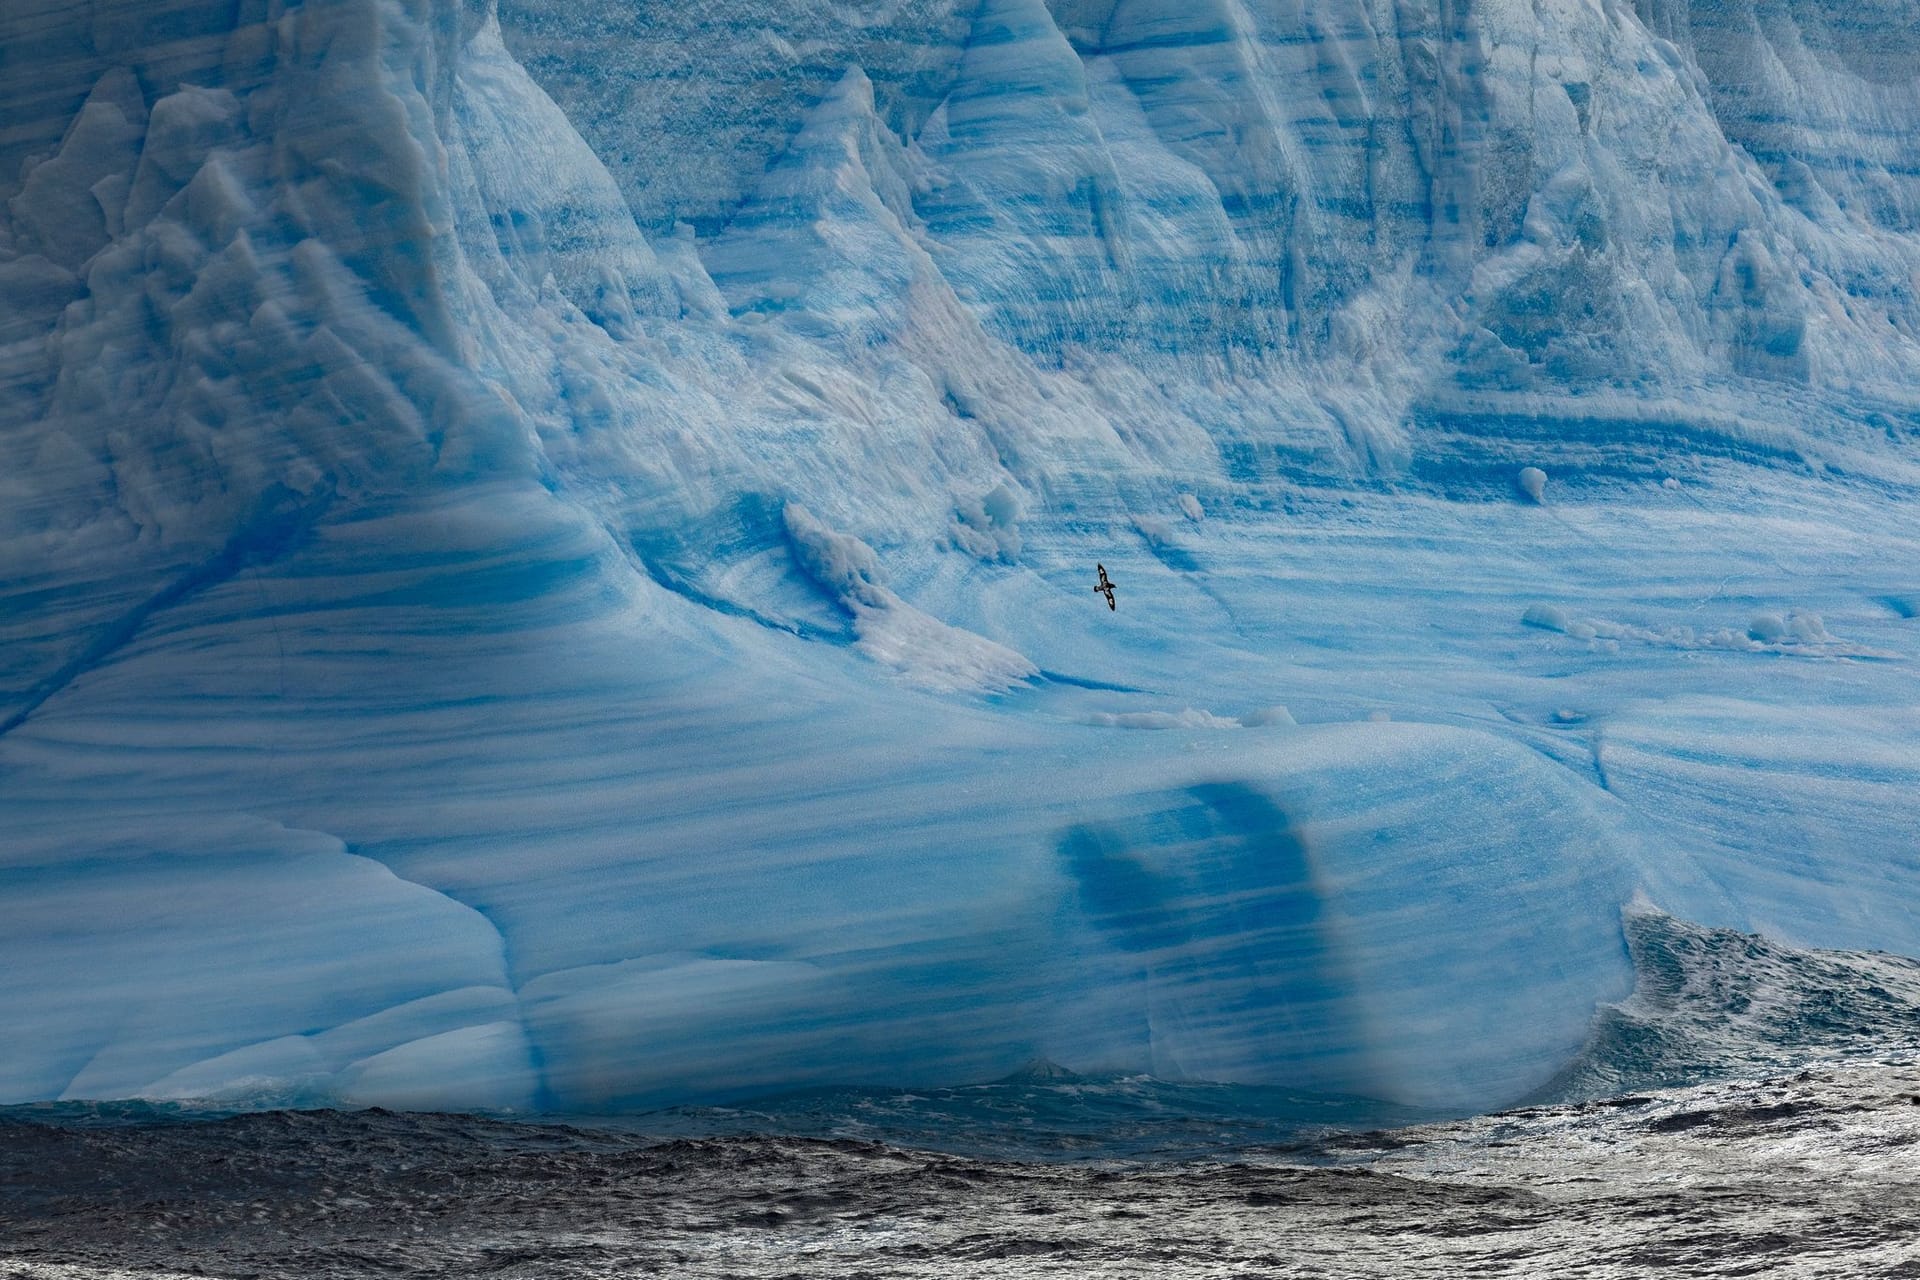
[1,0,1916,1114]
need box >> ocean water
[5,1059,1918,1278]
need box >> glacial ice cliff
[1,0,1917,1113]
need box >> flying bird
[1093,563,1117,611]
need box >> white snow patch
[1132,515,1174,545]
[786,501,1035,693]
[783,501,890,610]
[1747,611,1832,645]
[950,481,1023,561]
[1083,707,1238,730]
[1525,603,1875,656]
[851,604,1037,695]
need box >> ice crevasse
[1,0,1918,1114]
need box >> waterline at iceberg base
[8,914,1920,1276]
[3,0,1919,1141]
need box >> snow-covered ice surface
[6,916,1920,1277]
[3,0,1920,1128]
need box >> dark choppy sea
[6,912,1920,1278]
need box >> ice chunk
[783,501,890,611]
[951,482,1024,561]
[786,501,1035,692]
[853,603,1038,694]
[1522,602,1573,632]
[1084,707,1237,729]
[8,70,146,269]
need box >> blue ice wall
[1,0,1917,1114]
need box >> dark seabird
[1093,563,1117,611]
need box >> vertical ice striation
[0,0,1917,1113]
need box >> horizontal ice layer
[0,485,1647,1112]
[1,0,1918,1116]
[5,467,1917,1114]
[1600,698,1920,949]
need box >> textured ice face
[0,0,1917,1114]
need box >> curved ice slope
[1,0,1918,1114]
[0,487,1643,1111]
